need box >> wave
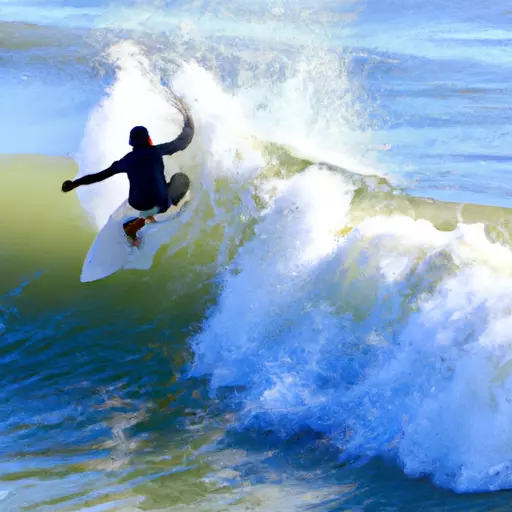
[189,161,512,493]
[4,39,512,497]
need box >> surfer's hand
[62,180,76,192]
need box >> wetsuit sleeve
[73,160,126,187]
[154,114,195,156]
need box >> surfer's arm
[155,111,195,156]
[62,162,125,192]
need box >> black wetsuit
[73,118,193,213]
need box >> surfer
[62,94,194,247]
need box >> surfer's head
[129,126,153,148]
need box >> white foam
[74,41,264,232]
[237,46,379,177]
[74,33,381,234]
[191,164,512,492]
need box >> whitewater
[1,0,512,510]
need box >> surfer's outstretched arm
[155,99,195,157]
[61,162,124,192]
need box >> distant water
[1,0,512,510]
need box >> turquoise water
[2,1,512,510]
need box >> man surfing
[62,94,194,247]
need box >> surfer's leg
[140,206,161,225]
[122,206,162,247]
[139,206,161,219]
[123,217,145,246]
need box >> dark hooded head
[129,126,152,148]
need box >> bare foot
[145,216,157,224]
[129,237,142,249]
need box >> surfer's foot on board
[129,236,142,248]
[122,214,159,249]
[123,218,145,236]
[123,218,146,249]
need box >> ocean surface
[1,0,512,510]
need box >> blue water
[2,0,511,204]
[2,0,512,510]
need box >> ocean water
[1,0,512,510]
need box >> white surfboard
[80,189,191,283]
